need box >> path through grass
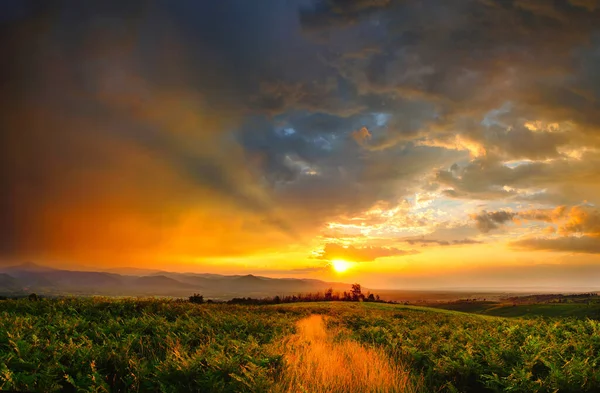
[278,314,420,393]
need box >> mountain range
[0,262,350,299]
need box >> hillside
[433,301,600,319]
[0,273,20,292]
[1,299,599,392]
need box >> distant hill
[104,267,166,276]
[0,262,350,299]
[1,261,57,274]
[0,273,21,292]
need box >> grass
[322,302,600,392]
[0,298,307,392]
[278,314,419,393]
[1,298,600,392]
[433,302,600,319]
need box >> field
[433,302,600,319]
[1,298,600,392]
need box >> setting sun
[332,259,352,273]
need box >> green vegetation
[433,301,600,319]
[0,298,306,392]
[325,302,600,392]
[1,298,599,392]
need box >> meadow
[1,298,599,392]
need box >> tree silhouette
[351,283,363,301]
[325,288,333,301]
[189,293,204,304]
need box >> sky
[1,0,600,289]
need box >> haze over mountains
[0,262,350,299]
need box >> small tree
[325,288,333,301]
[28,293,39,301]
[351,283,362,301]
[189,293,204,304]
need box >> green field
[432,302,600,319]
[1,298,599,392]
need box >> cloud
[0,1,299,263]
[435,153,600,205]
[483,125,569,160]
[351,126,372,147]
[510,236,600,254]
[2,0,600,273]
[569,0,600,10]
[257,265,330,275]
[518,206,567,222]
[405,238,483,247]
[470,210,516,233]
[559,206,600,236]
[316,243,416,262]
[251,80,365,117]
[299,0,391,30]
[501,205,600,253]
[406,239,450,246]
[452,239,484,245]
[323,0,600,162]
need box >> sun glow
[332,259,352,273]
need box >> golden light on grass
[278,314,420,393]
[331,259,352,273]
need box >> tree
[189,293,204,304]
[351,283,362,301]
[367,293,375,302]
[325,288,333,301]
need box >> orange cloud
[351,126,372,147]
[316,243,416,262]
[559,206,600,236]
[511,236,600,254]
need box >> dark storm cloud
[479,125,569,160]
[313,0,600,159]
[251,79,366,117]
[263,0,600,228]
[2,0,600,266]
[237,110,462,235]
[299,0,391,30]
[0,0,311,260]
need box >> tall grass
[327,303,600,392]
[277,314,420,393]
[1,298,599,392]
[0,298,308,392]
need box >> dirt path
[278,314,419,393]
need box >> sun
[332,259,352,273]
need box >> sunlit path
[278,314,420,393]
